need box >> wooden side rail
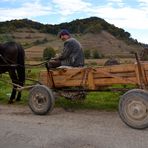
[39,62,148,90]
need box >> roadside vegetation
[0,66,135,111]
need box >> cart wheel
[28,85,55,115]
[119,89,148,129]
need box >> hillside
[0,17,145,60]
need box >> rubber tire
[119,89,148,129]
[28,85,55,115]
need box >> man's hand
[51,57,59,60]
[50,57,56,60]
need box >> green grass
[0,74,121,111]
[0,67,135,111]
[0,79,120,111]
[55,91,120,111]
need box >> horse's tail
[17,43,25,86]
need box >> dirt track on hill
[0,104,147,148]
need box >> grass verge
[0,67,135,111]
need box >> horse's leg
[16,90,21,102]
[15,66,25,102]
[8,70,18,104]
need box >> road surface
[0,105,147,148]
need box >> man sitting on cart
[46,29,84,69]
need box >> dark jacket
[58,38,84,67]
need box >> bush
[93,49,100,59]
[84,49,91,59]
[0,34,14,43]
[43,47,56,60]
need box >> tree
[93,49,100,59]
[43,47,55,60]
[84,49,91,59]
[0,34,14,43]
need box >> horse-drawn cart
[28,56,148,130]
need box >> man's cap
[58,29,70,38]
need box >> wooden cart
[28,57,148,129]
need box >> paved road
[0,105,147,148]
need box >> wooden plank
[94,77,137,86]
[141,64,148,86]
[95,64,136,73]
[87,69,95,90]
[38,62,148,89]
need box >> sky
[0,0,148,44]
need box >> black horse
[0,41,25,103]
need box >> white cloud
[50,0,148,30]
[0,1,53,21]
[52,0,92,16]
[1,0,31,2]
[138,0,148,3]
[107,0,123,2]
[88,5,148,30]
[1,0,16,1]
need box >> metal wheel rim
[125,99,148,121]
[32,92,48,111]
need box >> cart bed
[39,62,148,90]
